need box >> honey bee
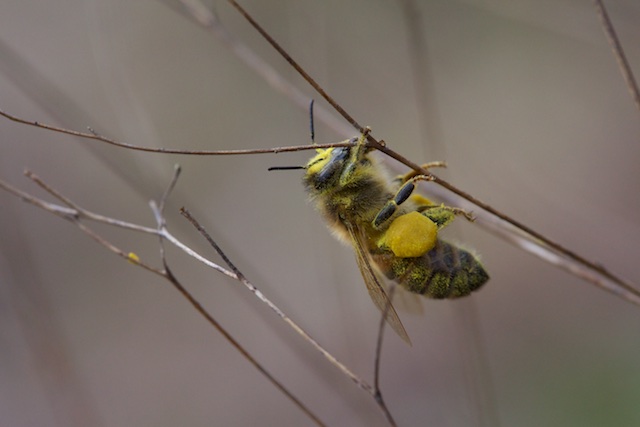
[275,129,489,343]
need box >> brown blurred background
[1,1,639,426]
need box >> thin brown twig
[24,170,78,209]
[160,262,328,427]
[153,165,181,268]
[593,0,640,113]
[0,108,355,155]
[373,284,397,427]
[157,164,181,218]
[19,171,158,234]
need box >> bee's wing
[345,222,412,345]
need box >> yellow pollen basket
[379,211,437,258]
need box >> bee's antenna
[309,99,315,143]
[268,100,314,173]
[268,165,305,171]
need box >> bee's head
[267,145,352,193]
[303,146,353,192]
[269,136,370,195]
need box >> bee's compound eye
[379,212,437,258]
[331,147,349,160]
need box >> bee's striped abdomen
[374,240,489,299]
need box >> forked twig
[0,171,327,427]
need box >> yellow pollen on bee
[379,211,437,258]
[306,149,332,175]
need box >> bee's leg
[419,204,474,230]
[394,161,447,185]
[373,174,434,229]
[340,127,372,186]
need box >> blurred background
[1,1,639,426]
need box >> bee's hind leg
[373,162,475,230]
[373,174,436,229]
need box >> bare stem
[593,0,640,113]
[373,284,397,427]
[0,109,353,155]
